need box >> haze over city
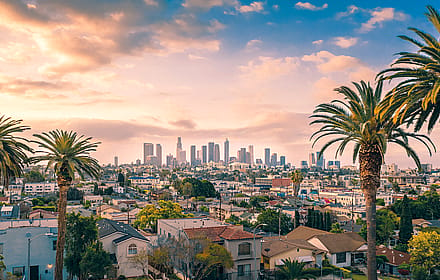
[1,0,439,167]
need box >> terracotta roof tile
[376,245,410,266]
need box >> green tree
[134,200,192,232]
[0,116,32,188]
[30,130,101,280]
[376,209,399,245]
[79,241,112,279]
[67,187,83,201]
[193,243,233,280]
[310,81,432,280]
[65,213,98,280]
[330,222,344,233]
[24,170,45,183]
[399,195,413,245]
[408,231,440,274]
[181,178,217,198]
[257,208,293,235]
[379,6,440,133]
[276,258,316,280]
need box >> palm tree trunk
[55,178,70,280]
[359,144,381,280]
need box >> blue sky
[0,0,439,168]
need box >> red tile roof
[376,245,410,266]
[184,226,260,241]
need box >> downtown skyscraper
[208,142,214,163]
[156,144,162,166]
[264,148,270,166]
[143,143,154,164]
[224,138,229,165]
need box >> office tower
[280,156,286,166]
[214,144,220,163]
[264,148,270,166]
[238,148,247,163]
[190,145,196,166]
[309,152,316,167]
[176,137,182,163]
[300,160,308,169]
[256,159,263,164]
[180,150,186,164]
[224,138,229,165]
[114,156,118,167]
[166,154,174,167]
[248,145,254,165]
[143,143,154,164]
[202,145,207,163]
[316,152,324,169]
[246,152,251,164]
[270,153,277,167]
[146,155,157,165]
[208,142,214,162]
[156,144,162,166]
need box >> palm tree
[290,170,303,227]
[310,80,433,280]
[0,115,32,188]
[29,130,101,280]
[379,6,440,132]
[276,258,315,280]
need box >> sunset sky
[1,0,439,168]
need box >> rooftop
[158,217,228,230]
[97,218,147,243]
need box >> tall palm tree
[276,258,315,280]
[290,170,303,227]
[310,80,433,280]
[0,115,32,188]
[29,130,101,280]
[379,6,440,132]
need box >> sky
[1,0,440,168]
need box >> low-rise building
[24,182,58,195]
[98,218,149,277]
[0,219,59,280]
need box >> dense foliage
[257,208,293,235]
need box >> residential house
[157,217,262,280]
[0,205,20,220]
[286,226,367,267]
[29,209,58,220]
[0,219,59,280]
[376,245,410,276]
[98,218,149,277]
[261,237,324,270]
[209,204,247,220]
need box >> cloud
[170,119,197,129]
[302,51,360,73]
[246,39,262,50]
[240,56,299,81]
[313,77,339,102]
[238,1,264,13]
[182,0,237,9]
[295,2,328,11]
[0,0,225,76]
[332,37,358,48]
[312,39,323,45]
[336,5,359,19]
[360,7,407,32]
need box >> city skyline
[1,0,440,168]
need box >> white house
[97,219,149,277]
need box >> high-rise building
[136,159,141,165]
[264,148,270,166]
[270,153,278,167]
[143,143,154,164]
[309,152,316,167]
[166,154,174,167]
[238,148,247,163]
[156,144,162,166]
[316,152,324,169]
[300,161,308,169]
[208,142,215,163]
[224,138,229,165]
[176,137,182,163]
[190,145,196,166]
[248,145,254,165]
[214,144,220,163]
[280,156,286,166]
[202,145,207,163]
[114,156,118,167]
[179,150,187,164]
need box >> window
[336,252,346,264]
[13,267,25,277]
[52,240,57,250]
[238,242,251,256]
[128,244,137,255]
[237,264,251,276]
